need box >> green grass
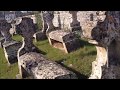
[0,35,96,79]
[0,48,19,79]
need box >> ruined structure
[48,30,80,53]
[0,20,22,65]
[48,11,120,79]
[42,11,81,53]
[16,17,77,79]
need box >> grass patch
[0,35,96,79]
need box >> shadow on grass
[56,59,88,79]
[85,51,97,56]
[79,39,94,47]
[34,46,47,55]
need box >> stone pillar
[42,11,55,34]
[41,11,48,33]
[48,30,81,53]
[69,11,81,32]
[88,40,108,79]
[33,12,47,42]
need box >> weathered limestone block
[16,17,77,79]
[48,30,80,53]
[43,11,81,53]
[19,52,77,79]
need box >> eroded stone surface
[0,20,22,64]
[75,11,120,79]
[0,20,12,42]
[50,11,120,79]
[48,30,80,53]
[3,41,22,64]
[19,52,77,79]
[16,17,77,79]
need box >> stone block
[33,31,47,42]
[18,52,78,79]
[3,41,22,65]
[48,30,80,53]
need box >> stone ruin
[43,11,120,79]
[85,11,120,79]
[48,30,80,53]
[16,17,77,79]
[1,11,120,79]
[0,20,22,65]
[57,11,120,79]
[42,11,81,53]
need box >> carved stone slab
[48,30,80,53]
[16,17,78,79]
[19,52,78,79]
